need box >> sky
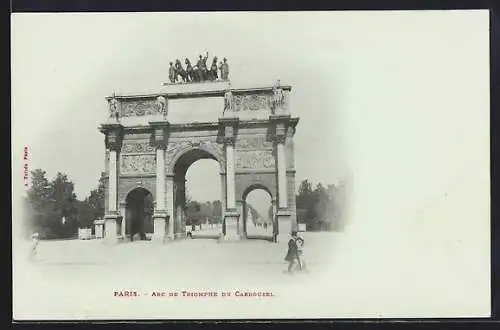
[12,11,490,317]
[11,11,489,223]
[11,12,351,216]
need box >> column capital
[223,136,236,146]
[149,121,170,149]
[273,134,287,145]
[269,115,300,139]
[100,123,124,151]
[219,117,239,146]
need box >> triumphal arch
[99,78,299,243]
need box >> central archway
[172,148,224,239]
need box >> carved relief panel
[229,90,290,113]
[120,155,156,175]
[236,136,273,150]
[236,150,275,169]
[120,99,164,117]
[232,94,273,112]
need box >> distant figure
[168,62,176,83]
[284,232,299,274]
[30,231,40,261]
[220,57,229,81]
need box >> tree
[26,169,51,237]
[27,169,79,239]
[211,200,222,223]
[295,179,345,231]
[46,172,79,238]
[185,200,202,225]
[82,172,106,228]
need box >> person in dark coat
[284,232,299,273]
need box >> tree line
[295,179,348,232]
[23,169,347,239]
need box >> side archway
[240,184,275,241]
[124,187,154,241]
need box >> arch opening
[125,187,154,241]
[173,148,223,239]
[242,187,274,240]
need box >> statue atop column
[108,92,120,122]
[224,85,233,112]
[156,95,168,119]
[272,80,285,112]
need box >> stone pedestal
[236,201,246,239]
[152,212,167,243]
[104,214,120,243]
[276,210,292,243]
[219,211,240,241]
[94,219,105,239]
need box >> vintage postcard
[11,11,490,320]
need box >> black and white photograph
[11,11,490,320]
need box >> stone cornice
[103,118,299,132]
[106,85,292,101]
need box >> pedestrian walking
[30,231,40,261]
[284,231,300,274]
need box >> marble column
[119,201,127,239]
[274,127,292,240]
[276,139,288,209]
[104,147,119,243]
[220,173,226,234]
[166,175,175,239]
[100,122,122,244]
[236,200,246,239]
[226,142,236,209]
[222,137,239,240]
[153,146,167,243]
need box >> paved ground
[13,232,340,320]
[13,224,489,320]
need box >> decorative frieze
[120,99,164,117]
[229,90,290,113]
[120,154,156,175]
[232,94,273,112]
[121,141,155,154]
[235,136,273,150]
[236,150,275,169]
